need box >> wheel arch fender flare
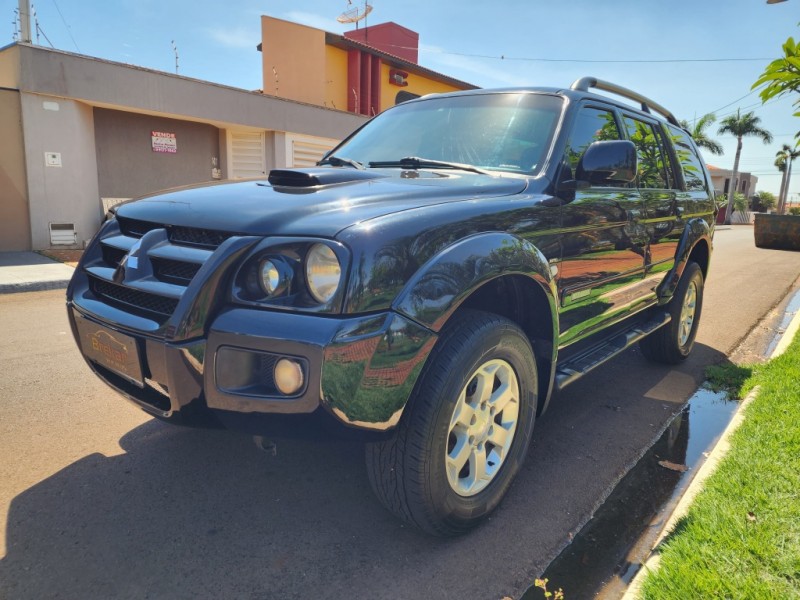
[391,232,558,333]
[657,217,713,302]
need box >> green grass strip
[641,332,800,599]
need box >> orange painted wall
[324,46,349,111]
[260,16,468,115]
[261,17,326,105]
[379,63,461,113]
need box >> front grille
[90,277,179,319]
[169,226,233,249]
[119,217,233,251]
[118,217,161,238]
[152,258,202,286]
[87,218,237,325]
[102,245,127,268]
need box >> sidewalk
[0,251,77,294]
[622,287,800,599]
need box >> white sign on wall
[44,152,62,167]
[151,131,177,154]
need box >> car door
[556,104,648,347]
[620,113,681,301]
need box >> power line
[409,41,777,64]
[707,86,762,115]
[51,0,80,53]
[445,52,775,64]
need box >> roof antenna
[12,9,19,42]
[171,40,179,74]
[31,3,39,44]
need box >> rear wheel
[365,310,538,536]
[640,261,704,364]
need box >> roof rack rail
[570,76,680,127]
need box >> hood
[114,168,528,238]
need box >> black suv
[67,77,714,536]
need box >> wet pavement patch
[521,388,739,600]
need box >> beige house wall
[0,88,31,250]
[20,93,101,249]
[0,43,367,250]
[94,108,220,199]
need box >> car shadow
[1,342,730,600]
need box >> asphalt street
[2,227,799,600]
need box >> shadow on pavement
[1,343,730,600]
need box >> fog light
[274,358,304,396]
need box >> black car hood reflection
[115,168,529,238]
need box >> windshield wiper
[317,155,365,170]
[368,156,492,176]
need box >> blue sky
[5,0,799,198]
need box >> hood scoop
[267,168,386,188]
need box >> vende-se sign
[151,131,177,154]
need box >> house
[706,164,758,199]
[257,17,476,116]
[0,17,475,251]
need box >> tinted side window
[622,116,669,189]
[564,108,621,177]
[666,125,708,192]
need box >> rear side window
[666,125,709,192]
[622,115,671,189]
[563,107,622,182]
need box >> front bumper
[67,300,436,439]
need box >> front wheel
[640,261,704,364]
[365,310,538,536]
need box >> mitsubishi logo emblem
[114,239,143,282]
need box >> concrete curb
[622,289,800,600]
[0,251,77,294]
[0,280,71,294]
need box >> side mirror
[576,140,637,186]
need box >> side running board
[555,312,671,391]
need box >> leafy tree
[717,110,773,224]
[725,193,750,223]
[753,190,777,212]
[678,114,723,156]
[775,143,800,214]
[753,35,800,117]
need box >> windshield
[330,92,564,176]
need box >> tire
[365,309,538,536]
[640,261,704,364]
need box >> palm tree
[679,114,723,156]
[718,109,773,225]
[776,153,788,213]
[775,143,800,214]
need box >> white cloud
[208,26,260,49]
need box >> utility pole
[17,0,31,43]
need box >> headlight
[260,260,281,296]
[305,243,341,303]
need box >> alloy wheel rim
[679,281,697,347]
[445,359,520,497]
